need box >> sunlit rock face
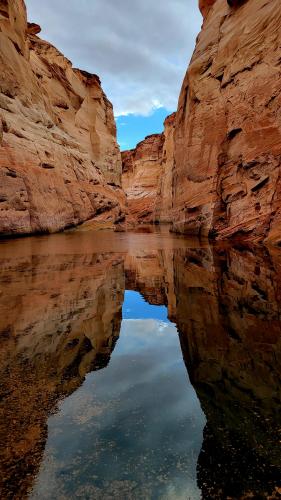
[0,0,125,236]
[155,113,176,223]
[122,113,176,225]
[0,246,124,499]
[199,0,217,19]
[176,245,281,498]
[173,0,281,245]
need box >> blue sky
[116,108,170,151]
[25,1,202,150]
[123,290,170,322]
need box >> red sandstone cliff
[121,113,176,224]
[172,0,281,245]
[0,0,125,236]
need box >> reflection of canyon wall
[124,236,281,498]
[125,252,168,306]
[0,0,124,236]
[172,0,281,245]
[0,249,124,499]
[121,113,175,224]
[175,246,281,498]
[124,228,179,318]
[1,229,281,499]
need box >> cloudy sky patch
[25,0,202,117]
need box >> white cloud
[25,0,202,116]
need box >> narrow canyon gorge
[1,0,281,244]
[1,2,281,498]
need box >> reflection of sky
[31,292,205,500]
[123,290,170,322]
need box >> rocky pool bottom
[0,227,280,499]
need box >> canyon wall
[126,0,281,245]
[0,0,125,237]
[172,0,281,245]
[121,113,175,224]
[155,113,176,222]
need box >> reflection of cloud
[121,319,176,340]
[25,0,202,116]
[31,314,205,500]
[158,322,169,332]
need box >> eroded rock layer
[172,0,281,245]
[122,113,175,224]
[0,0,125,236]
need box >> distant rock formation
[121,113,175,224]
[122,134,164,224]
[172,0,281,245]
[0,0,125,236]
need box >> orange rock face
[199,0,217,18]
[155,113,176,222]
[122,113,176,224]
[0,0,125,236]
[122,134,164,223]
[172,0,281,245]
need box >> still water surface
[0,227,280,499]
